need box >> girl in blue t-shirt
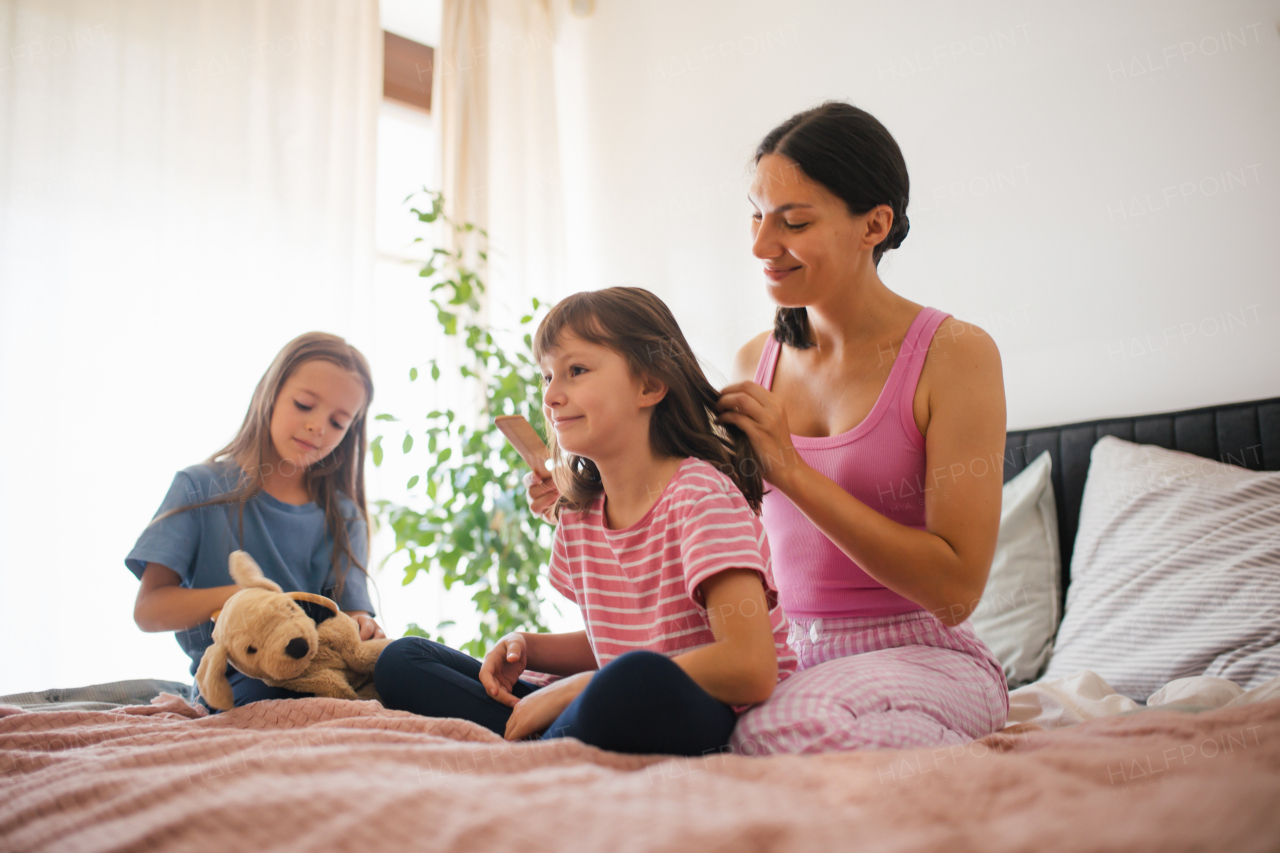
[126,332,385,710]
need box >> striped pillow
[1042,436,1280,701]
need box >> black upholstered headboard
[1003,395,1280,605]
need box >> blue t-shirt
[125,459,375,676]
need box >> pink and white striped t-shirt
[542,457,797,712]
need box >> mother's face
[748,153,892,308]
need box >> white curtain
[0,0,381,693]
[414,0,579,644]
[434,0,565,328]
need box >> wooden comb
[495,414,551,475]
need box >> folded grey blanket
[0,678,192,712]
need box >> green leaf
[403,433,414,453]
[372,191,554,654]
[374,413,399,422]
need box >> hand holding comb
[495,415,551,478]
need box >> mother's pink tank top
[754,306,951,618]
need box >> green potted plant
[371,190,554,657]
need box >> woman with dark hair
[713,101,1010,754]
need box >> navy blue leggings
[374,637,738,756]
[195,665,313,713]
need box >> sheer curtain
[419,0,580,640]
[0,0,381,693]
[434,0,565,327]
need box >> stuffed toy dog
[195,550,393,711]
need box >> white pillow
[1042,436,1280,700]
[970,450,1062,687]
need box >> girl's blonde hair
[532,287,764,517]
[153,332,374,601]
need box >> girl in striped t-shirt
[375,287,797,756]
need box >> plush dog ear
[229,550,283,593]
[295,599,336,625]
[286,592,340,626]
[196,641,235,711]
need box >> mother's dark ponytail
[756,102,910,349]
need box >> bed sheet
[3,689,1279,852]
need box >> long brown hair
[152,332,374,602]
[532,287,763,516]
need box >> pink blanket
[2,693,1278,852]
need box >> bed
[3,396,1279,852]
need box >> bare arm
[480,628,596,708]
[730,330,772,384]
[499,572,778,738]
[133,562,239,633]
[719,321,1006,626]
[521,630,597,676]
[671,569,779,706]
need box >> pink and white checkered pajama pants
[730,609,1009,755]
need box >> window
[364,20,483,645]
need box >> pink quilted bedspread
[2,693,1278,852]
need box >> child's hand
[504,671,592,741]
[480,633,528,708]
[523,470,560,524]
[350,613,385,640]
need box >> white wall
[549,0,1280,430]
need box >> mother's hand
[715,381,805,488]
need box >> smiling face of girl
[539,332,665,464]
[749,153,893,312]
[268,358,368,476]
